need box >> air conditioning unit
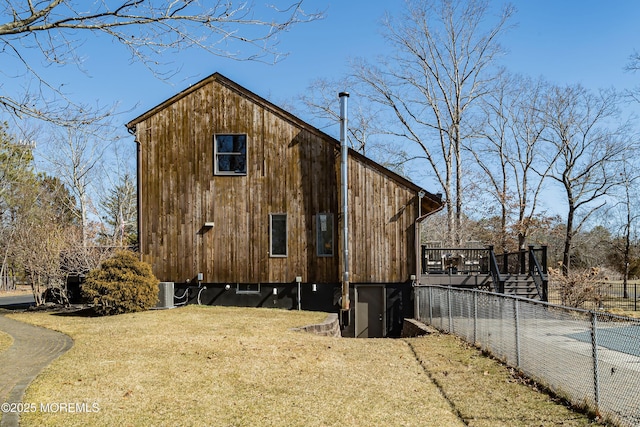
[156,282,175,309]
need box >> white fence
[415,285,640,427]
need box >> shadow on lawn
[51,307,100,317]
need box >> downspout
[339,92,350,324]
[415,190,426,285]
[127,125,142,259]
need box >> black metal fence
[548,280,640,312]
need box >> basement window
[236,283,261,294]
[316,213,334,257]
[214,134,247,175]
[269,214,287,257]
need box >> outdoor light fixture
[224,284,231,291]
[272,287,278,296]
[312,283,317,292]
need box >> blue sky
[10,1,640,131]
[5,0,640,218]
[119,0,640,119]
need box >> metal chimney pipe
[339,92,350,316]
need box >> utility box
[156,282,175,309]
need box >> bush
[548,266,608,309]
[82,250,159,316]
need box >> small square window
[214,134,247,175]
[270,214,287,257]
[317,213,334,257]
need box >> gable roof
[126,72,442,213]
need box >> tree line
[0,123,137,302]
[298,0,640,285]
[2,0,639,302]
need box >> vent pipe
[339,91,350,319]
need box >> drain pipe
[339,91,350,325]
[127,124,143,261]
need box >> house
[126,73,442,337]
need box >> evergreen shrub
[82,250,159,315]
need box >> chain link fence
[415,285,640,427]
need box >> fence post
[503,251,509,274]
[415,286,420,321]
[514,298,521,368]
[591,312,600,411]
[473,291,478,345]
[428,286,433,325]
[447,286,453,333]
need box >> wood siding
[130,74,437,285]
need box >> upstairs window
[269,214,288,257]
[214,134,247,175]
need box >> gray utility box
[156,282,175,309]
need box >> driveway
[0,305,73,427]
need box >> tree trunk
[562,206,575,276]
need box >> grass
[0,285,32,297]
[0,330,12,353]
[407,335,600,426]
[6,306,603,427]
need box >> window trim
[269,213,288,257]
[213,133,247,176]
[316,213,334,257]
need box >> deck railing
[421,246,490,275]
[421,244,549,300]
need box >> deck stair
[502,274,540,300]
[420,244,548,301]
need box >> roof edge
[125,72,443,212]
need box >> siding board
[128,73,439,286]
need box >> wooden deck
[419,245,549,301]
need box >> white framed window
[316,213,334,257]
[269,214,287,257]
[214,134,247,175]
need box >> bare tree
[469,73,517,251]
[625,51,640,104]
[0,124,39,290]
[351,0,514,245]
[541,85,627,275]
[471,75,553,250]
[0,1,322,125]
[41,124,111,247]
[100,173,137,248]
[297,77,418,178]
[608,159,640,298]
[298,77,378,155]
